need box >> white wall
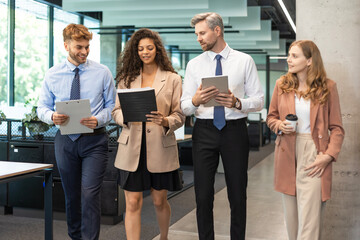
[297,1,360,239]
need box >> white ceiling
[62,0,290,55]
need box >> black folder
[117,88,157,122]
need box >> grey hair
[190,12,224,37]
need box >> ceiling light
[269,56,288,59]
[277,0,296,34]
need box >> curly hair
[115,28,176,88]
[63,23,92,42]
[280,40,329,104]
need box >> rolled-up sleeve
[324,82,345,160]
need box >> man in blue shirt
[37,24,116,240]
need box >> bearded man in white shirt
[180,12,264,240]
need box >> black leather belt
[195,118,247,127]
[81,127,106,136]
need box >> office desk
[0,161,53,240]
[176,134,192,143]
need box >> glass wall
[2,0,101,107]
[14,0,49,105]
[0,0,8,106]
[258,70,287,102]
[53,8,80,65]
[2,0,279,112]
[84,17,100,62]
[171,52,181,71]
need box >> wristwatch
[234,97,241,110]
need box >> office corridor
[153,152,288,240]
[0,144,288,240]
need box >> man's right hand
[192,84,219,107]
[52,112,69,125]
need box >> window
[14,0,49,105]
[84,17,100,62]
[170,50,184,78]
[0,0,8,106]
[171,52,181,71]
[53,8,80,65]
[3,0,101,107]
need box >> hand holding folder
[117,87,157,122]
[55,99,93,135]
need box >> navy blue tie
[70,68,80,100]
[213,55,226,130]
[69,68,81,141]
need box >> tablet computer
[201,75,229,107]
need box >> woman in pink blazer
[266,40,344,240]
[112,29,185,240]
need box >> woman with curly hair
[112,28,185,240]
[266,40,344,240]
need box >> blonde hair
[63,23,93,42]
[280,40,329,104]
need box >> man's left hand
[215,89,236,108]
[80,116,98,129]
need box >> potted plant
[0,110,6,124]
[22,100,50,140]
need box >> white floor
[153,153,288,240]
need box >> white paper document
[55,99,93,135]
[175,125,185,140]
[117,87,154,93]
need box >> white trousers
[282,133,325,240]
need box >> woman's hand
[279,120,296,135]
[146,111,169,127]
[304,152,333,177]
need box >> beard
[68,49,88,65]
[200,38,217,51]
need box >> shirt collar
[207,44,231,61]
[65,58,88,72]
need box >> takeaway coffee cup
[285,114,298,132]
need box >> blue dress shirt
[37,59,116,128]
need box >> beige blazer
[266,79,344,201]
[112,68,185,173]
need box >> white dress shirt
[181,44,264,119]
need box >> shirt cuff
[182,100,198,116]
[239,98,248,112]
[45,111,55,125]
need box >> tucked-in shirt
[37,59,116,128]
[295,94,311,133]
[181,44,264,119]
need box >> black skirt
[118,122,183,192]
